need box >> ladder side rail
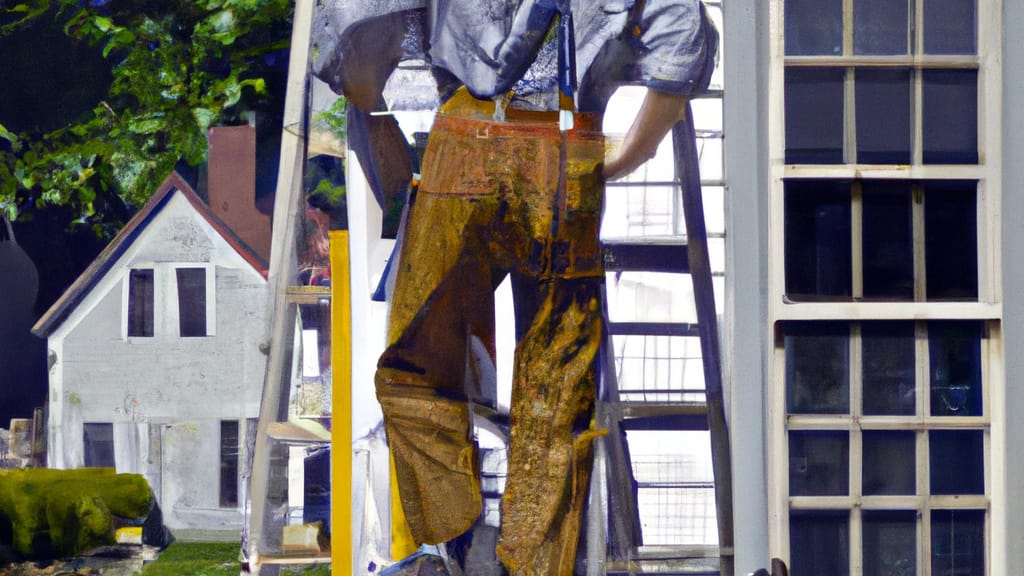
[673,104,735,576]
[246,1,315,572]
[596,292,644,561]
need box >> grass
[140,542,240,576]
[140,542,332,576]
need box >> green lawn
[140,542,332,576]
[140,542,240,576]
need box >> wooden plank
[266,421,330,444]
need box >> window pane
[605,271,698,324]
[924,0,977,55]
[863,431,916,495]
[929,321,983,417]
[83,423,115,468]
[601,184,679,238]
[784,181,852,298]
[863,511,917,576]
[303,447,332,527]
[854,0,909,55]
[931,510,985,576]
[220,420,239,508]
[613,335,705,403]
[784,0,843,56]
[925,183,978,300]
[856,69,912,165]
[785,322,850,414]
[929,430,985,495]
[862,182,913,298]
[922,70,978,164]
[790,511,850,576]
[862,322,916,416]
[629,431,717,546]
[177,268,207,337]
[789,431,849,496]
[785,68,845,164]
[128,269,154,337]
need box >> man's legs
[376,190,499,546]
[497,276,604,575]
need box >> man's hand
[602,90,689,181]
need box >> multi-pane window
[127,269,154,337]
[784,180,978,301]
[783,320,989,576]
[784,0,978,166]
[774,0,996,574]
[127,266,212,338]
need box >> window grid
[784,180,980,303]
[784,0,981,170]
[774,1,996,571]
[783,320,991,575]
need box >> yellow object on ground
[115,526,143,545]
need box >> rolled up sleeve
[636,0,719,96]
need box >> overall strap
[625,0,648,42]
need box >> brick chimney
[207,124,272,262]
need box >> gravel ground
[0,546,158,576]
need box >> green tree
[0,0,293,237]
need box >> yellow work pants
[375,108,606,575]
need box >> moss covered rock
[0,468,153,558]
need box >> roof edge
[32,171,269,338]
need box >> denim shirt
[312,0,718,113]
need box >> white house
[32,170,270,532]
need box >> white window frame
[767,1,1005,574]
[170,264,216,337]
[123,263,216,339]
[123,266,157,339]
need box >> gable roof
[32,171,269,337]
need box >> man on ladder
[312,1,718,574]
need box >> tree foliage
[0,0,293,236]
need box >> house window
[220,420,239,508]
[784,180,978,301]
[774,0,996,574]
[784,0,978,166]
[783,320,990,576]
[83,422,115,468]
[176,267,207,337]
[127,269,154,337]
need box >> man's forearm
[602,90,688,181]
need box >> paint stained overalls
[310,1,717,573]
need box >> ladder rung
[603,241,689,273]
[608,322,700,337]
[620,411,708,431]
